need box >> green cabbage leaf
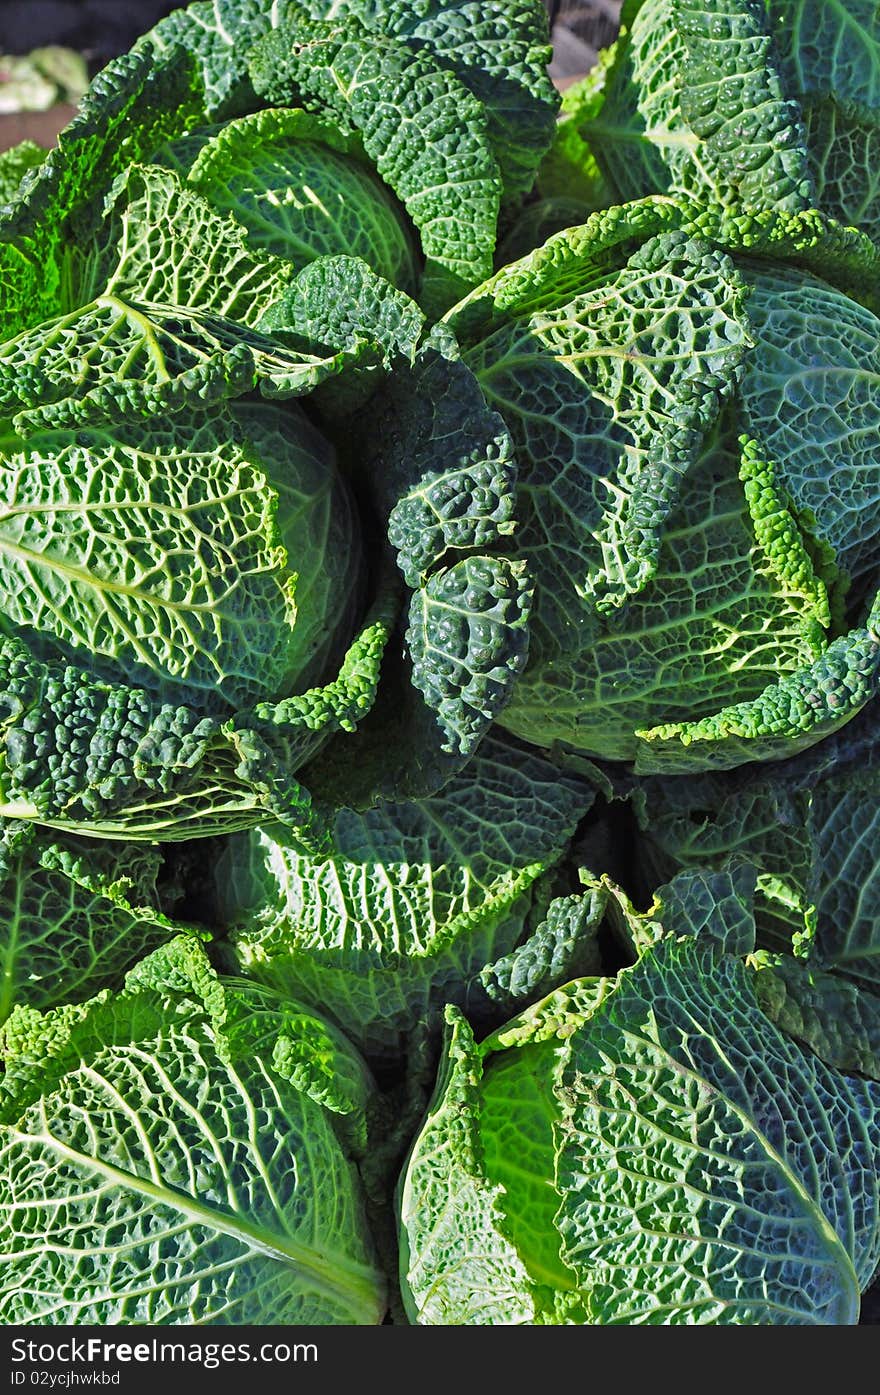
[0,936,387,1323]
[213,731,598,1062]
[399,868,880,1324]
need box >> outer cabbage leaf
[598,861,761,961]
[563,0,880,246]
[258,253,426,414]
[453,216,754,616]
[0,553,397,844]
[137,0,294,119]
[213,731,597,1061]
[0,297,374,433]
[0,821,181,1025]
[400,928,880,1324]
[247,14,502,313]
[73,164,294,329]
[183,107,419,292]
[0,47,203,339]
[575,0,812,215]
[735,264,880,608]
[300,0,559,205]
[633,694,880,988]
[0,936,386,1323]
[445,201,880,772]
[0,253,424,434]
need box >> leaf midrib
[11,1123,382,1322]
[596,1016,863,1321]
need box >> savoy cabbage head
[398,867,880,1324]
[139,0,560,313]
[0,0,561,841]
[443,198,880,773]
[0,935,387,1323]
[155,106,420,291]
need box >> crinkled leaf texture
[0,163,458,844]
[214,731,597,1062]
[571,862,880,1081]
[766,0,880,241]
[299,0,559,206]
[400,918,880,1324]
[144,0,557,184]
[0,347,391,842]
[0,47,204,340]
[563,0,880,244]
[0,163,367,431]
[0,936,387,1324]
[445,198,880,773]
[575,0,814,218]
[633,694,880,988]
[0,2,548,834]
[0,232,529,835]
[295,324,534,810]
[181,106,419,291]
[246,13,502,315]
[752,953,880,1082]
[0,820,181,1025]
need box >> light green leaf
[0,47,203,338]
[0,296,368,433]
[77,164,294,328]
[187,107,418,291]
[0,937,386,1323]
[401,937,880,1323]
[217,730,594,1061]
[398,1009,538,1324]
